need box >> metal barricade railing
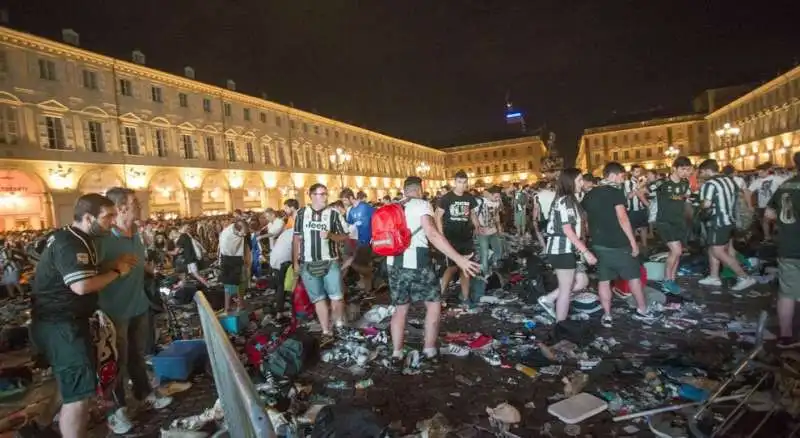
[194,291,276,438]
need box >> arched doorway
[0,169,49,231]
[149,171,186,220]
[202,173,230,215]
[242,174,265,211]
[78,167,123,195]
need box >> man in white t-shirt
[748,163,780,241]
[261,208,285,249]
[387,176,480,372]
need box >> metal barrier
[194,291,276,438]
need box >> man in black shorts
[436,170,480,307]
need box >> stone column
[134,190,150,220]
[186,189,203,217]
[49,190,80,227]
[229,188,245,211]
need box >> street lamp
[664,144,680,160]
[715,122,740,165]
[416,161,430,176]
[329,147,352,187]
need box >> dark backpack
[263,332,318,379]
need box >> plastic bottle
[325,380,350,390]
[515,363,538,378]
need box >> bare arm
[561,224,588,254]
[70,270,121,296]
[434,207,445,235]
[615,205,638,250]
[292,235,301,268]
[743,189,754,209]
[421,215,480,276]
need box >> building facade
[576,114,709,176]
[706,65,800,170]
[441,136,547,186]
[0,26,449,230]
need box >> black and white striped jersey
[545,196,583,255]
[623,177,646,211]
[699,174,739,227]
[293,205,347,262]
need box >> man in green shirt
[654,156,693,294]
[765,151,800,349]
[99,188,173,434]
[582,162,656,328]
[30,194,135,438]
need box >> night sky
[11,1,800,165]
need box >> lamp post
[663,144,680,168]
[715,122,740,166]
[329,147,352,188]
[416,162,431,192]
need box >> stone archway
[77,167,124,195]
[0,169,50,231]
[201,172,230,215]
[148,171,186,219]
[242,173,266,211]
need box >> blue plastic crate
[152,339,207,382]
[218,311,248,334]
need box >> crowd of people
[1,152,799,438]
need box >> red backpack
[370,203,421,256]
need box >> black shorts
[657,221,687,244]
[547,253,577,270]
[628,209,649,229]
[445,234,474,266]
[593,245,641,282]
[706,225,735,246]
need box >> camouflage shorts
[388,265,440,305]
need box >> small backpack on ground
[370,203,420,256]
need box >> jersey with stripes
[623,177,646,211]
[545,195,583,255]
[699,174,739,227]
[293,205,347,262]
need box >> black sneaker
[777,337,800,349]
[420,353,440,367]
[389,356,404,373]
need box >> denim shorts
[300,261,343,303]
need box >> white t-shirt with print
[386,198,431,269]
[748,175,780,209]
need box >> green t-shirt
[97,229,149,320]
[31,227,100,322]
[581,184,630,248]
[767,176,800,259]
[656,178,691,224]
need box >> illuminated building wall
[0,26,449,229]
[576,115,709,176]
[441,136,547,186]
[706,65,800,170]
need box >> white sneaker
[107,407,134,435]
[537,296,557,319]
[439,344,470,357]
[145,392,173,410]
[698,276,722,287]
[730,276,756,291]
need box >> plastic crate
[152,339,207,382]
[219,311,248,334]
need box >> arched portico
[0,168,50,231]
[149,170,186,219]
[201,172,230,215]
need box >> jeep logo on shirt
[305,221,328,231]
